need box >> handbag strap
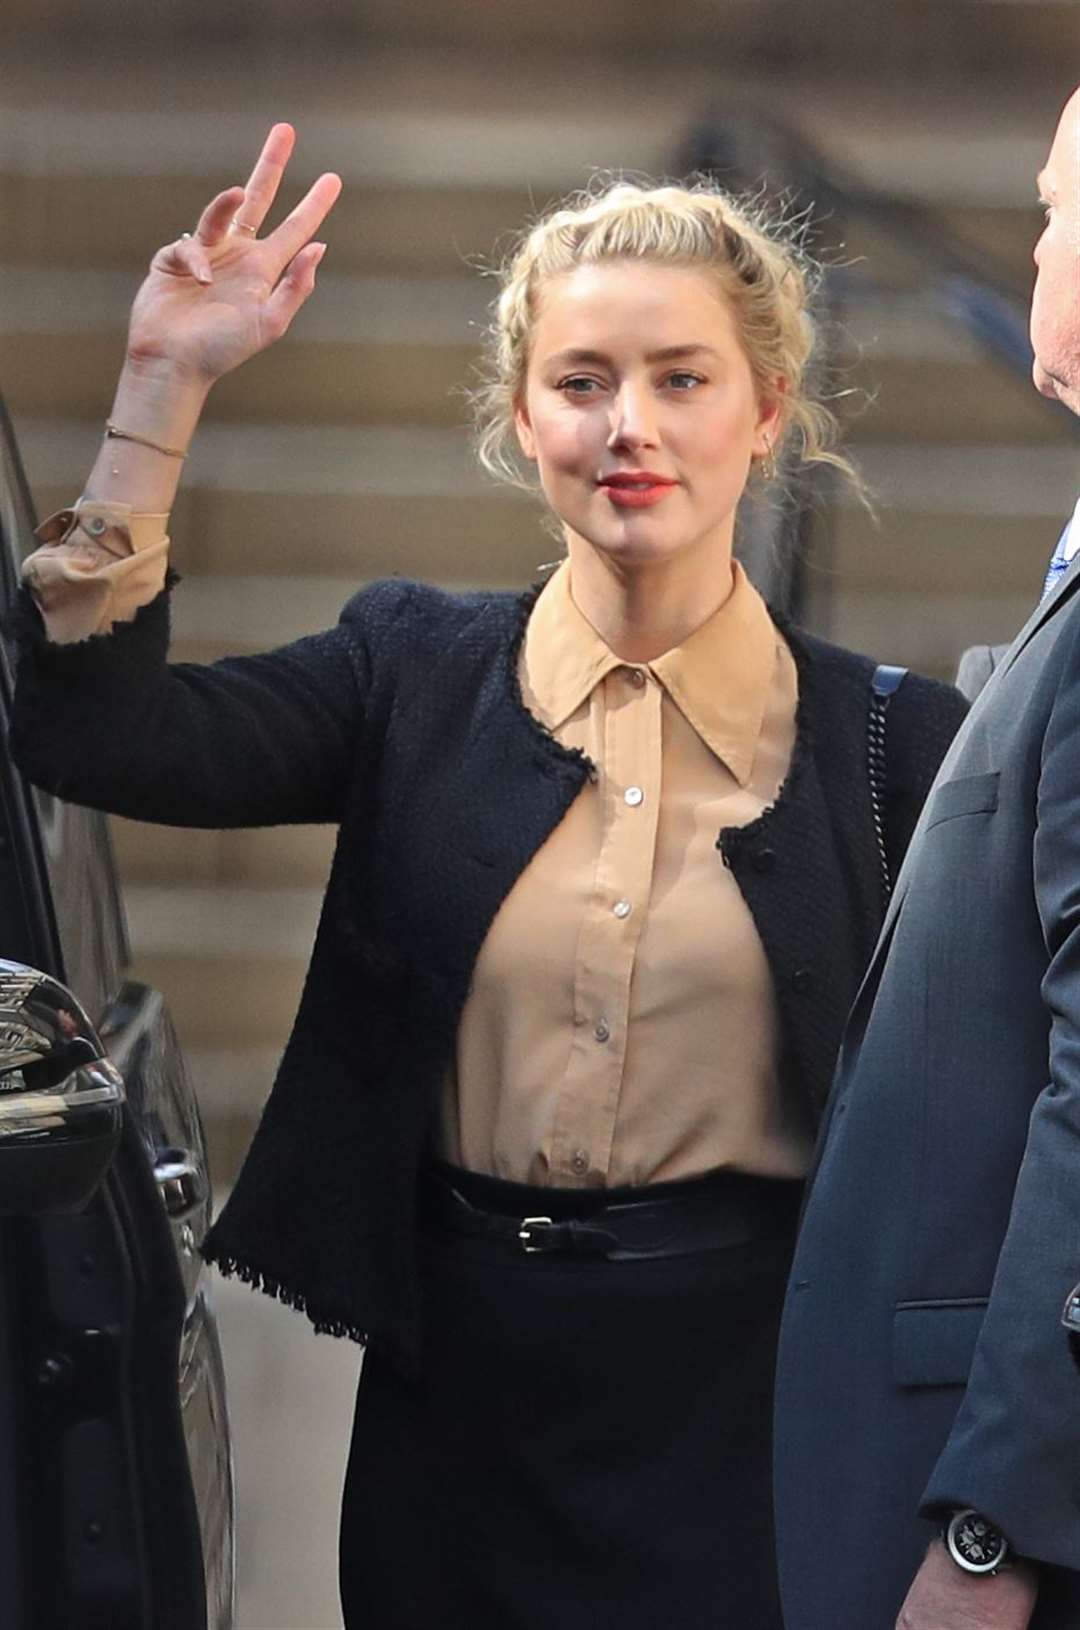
[869,663,909,908]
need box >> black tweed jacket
[10,577,966,1371]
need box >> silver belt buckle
[518,1215,554,1253]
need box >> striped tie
[1042,520,1075,602]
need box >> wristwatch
[942,1508,1011,1575]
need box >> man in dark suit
[773,85,1080,1630]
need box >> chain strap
[869,664,908,910]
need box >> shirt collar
[521,559,778,788]
[1063,495,1080,563]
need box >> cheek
[532,411,597,476]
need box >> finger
[193,186,247,248]
[263,242,327,340]
[152,235,215,285]
[233,121,296,236]
[265,173,342,274]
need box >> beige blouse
[437,560,811,1188]
[24,503,812,1189]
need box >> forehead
[1042,87,1080,192]
[530,260,740,347]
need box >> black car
[0,396,234,1630]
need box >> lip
[597,471,679,510]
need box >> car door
[0,396,234,1630]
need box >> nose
[607,381,659,451]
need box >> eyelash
[556,371,706,396]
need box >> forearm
[83,356,210,514]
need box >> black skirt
[339,1166,801,1630]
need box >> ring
[231,218,258,237]
[180,232,193,240]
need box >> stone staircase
[1,27,1077,1182]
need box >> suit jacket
[774,563,1080,1629]
[955,642,1009,704]
[9,576,963,1372]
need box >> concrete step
[0,171,1041,296]
[132,952,305,1054]
[4,3,1076,76]
[111,819,336,888]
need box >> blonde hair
[471,176,861,500]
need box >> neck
[565,537,738,662]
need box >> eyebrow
[542,343,723,370]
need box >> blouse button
[593,1018,611,1043]
[624,786,644,807]
[570,1149,589,1175]
[613,899,632,919]
[752,847,777,873]
[627,668,646,689]
[791,968,812,994]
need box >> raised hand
[126,123,342,386]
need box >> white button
[628,668,646,689]
[570,1149,589,1175]
[613,899,631,919]
[594,1018,611,1043]
[624,786,644,807]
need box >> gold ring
[232,218,258,237]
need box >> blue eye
[667,371,704,390]
[558,376,601,395]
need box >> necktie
[1041,519,1075,602]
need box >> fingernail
[314,243,328,263]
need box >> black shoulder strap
[869,663,909,908]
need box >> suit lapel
[994,549,1080,676]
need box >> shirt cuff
[22,498,171,644]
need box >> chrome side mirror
[0,958,124,1214]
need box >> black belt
[420,1167,802,1262]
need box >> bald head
[1031,86,1080,415]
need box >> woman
[12,124,966,1628]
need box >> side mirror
[0,958,124,1215]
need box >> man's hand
[897,1541,1038,1628]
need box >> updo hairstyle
[472,177,858,498]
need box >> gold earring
[758,440,777,482]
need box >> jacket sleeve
[8,577,383,829]
[917,612,1080,1569]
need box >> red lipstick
[598,471,678,510]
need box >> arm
[896,614,1080,1625]
[12,125,356,826]
[10,585,376,828]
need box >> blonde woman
[12,125,965,1628]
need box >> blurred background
[1,2,1079,1624]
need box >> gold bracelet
[104,420,188,460]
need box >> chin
[1033,360,1059,399]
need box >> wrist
[941,1509,1012,1576]
[113,355,211,448]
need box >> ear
[514,395,537,462]
[752,378,786,458]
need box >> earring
[758,438,777,482]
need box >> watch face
[950,1511,1008,1572]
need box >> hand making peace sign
[126,123,342,386]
